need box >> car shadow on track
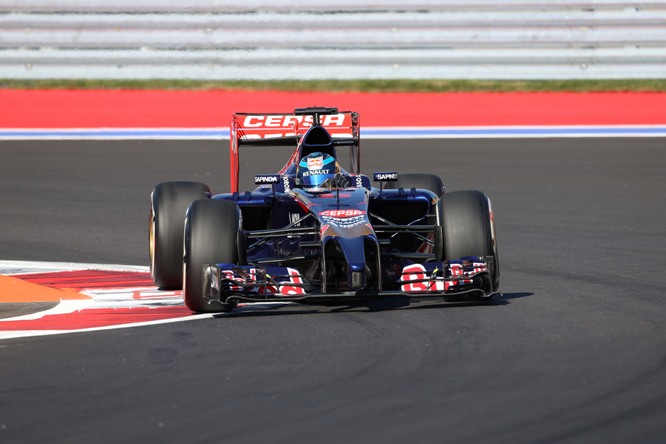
[212,292,534,318]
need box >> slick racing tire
[384,173,445,197]
[441,190,500,293]
[150,181,210,289]
[183,199,241,313]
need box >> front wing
[202,257,496,306]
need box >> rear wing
[230,108,360,193]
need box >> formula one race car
[149,107,499,313]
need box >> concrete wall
[1,0,664,80]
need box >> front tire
[183,199,242,313]
[150,181,210,289]
[441,190,499,292]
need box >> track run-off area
[0,90,665,443]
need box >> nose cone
[334,237,372,291]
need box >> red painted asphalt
[0,269,191,333]
[18,269,155,292]
[0,307,193,331]
[1,90,665,128]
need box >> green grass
[1,79,666,92]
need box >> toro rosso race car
[150,107,499,313]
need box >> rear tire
[384,173,445,197]
[150,181,210,289]
[441,190,499,292]
[183,199,241,313]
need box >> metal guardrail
[1,0,665,80]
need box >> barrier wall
[1,0,665,80]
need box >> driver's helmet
[296,152,337,190]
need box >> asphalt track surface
[1,138,665,443]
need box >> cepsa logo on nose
[320,209,366,218]
[242,114,348,128]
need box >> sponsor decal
[254,174,280,185]
[242,114,348,128]
[237,114,353,140]
[321,216,366,228]
[400,264,445,292]
[281,268,307,296]
[399,261,486,293]
[221,267,306,296]
[320,209,366,218]
[307,155,323,170]
[319,210,367,228]
[240,131,353,141]
[302,169,330,177]
[373,172,399,181]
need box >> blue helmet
[296,152,337,190]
